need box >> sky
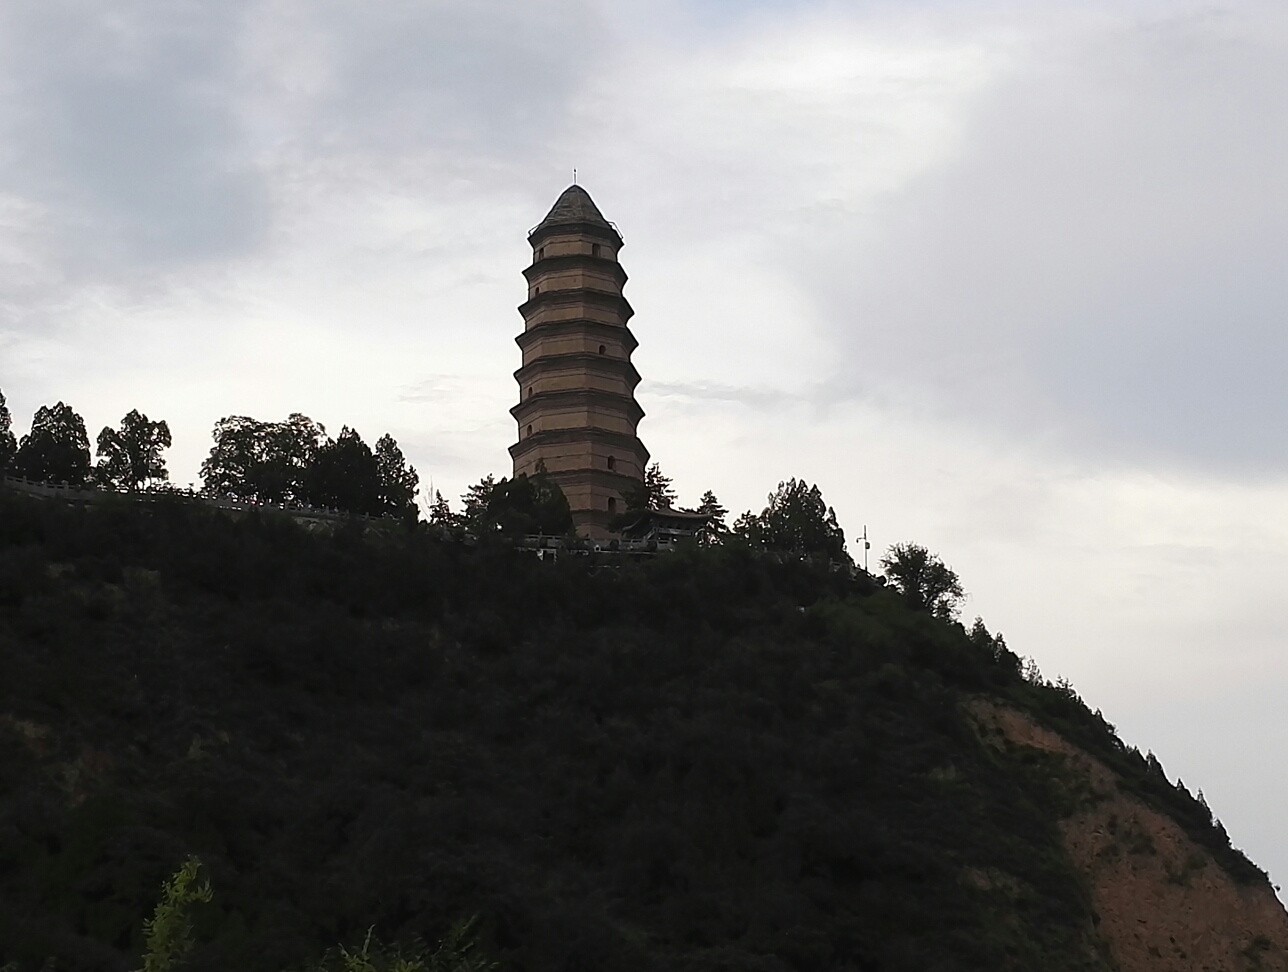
[2,0,1287,896]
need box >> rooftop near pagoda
[530,185,622,242]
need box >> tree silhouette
[374,433,419,519]
[0,388,14,472]
[625,462,676,511]
[95,409,172,489]
[460,474,497,529]
[695,489,729,545]
[483,473,572,536]
[201,414,327,503]
[428,490,456,527]
[12,401,91,485]
[306,426,381,515]
[881,542,965,619]
[735,478,847,561]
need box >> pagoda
[509,185,649,537]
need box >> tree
[200,413,326,503]
[880,542,965,619]
[734,478,847,561]
[134,857,213,972]
[0,388,15,472]
[428,490,456,527]
[12,401,92,484]
[460,474,497,530]
[695,489,728,545]
[95,410,172,489]
[199,415,261,499]
[374,434,419,520]
[261,413,328,503]
[483,473,572,536]
[625,462,676,511]
[306,427,382,515]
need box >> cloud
[0,1,270,272]
[793,5,1288,471]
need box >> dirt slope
[970,699,1288,972]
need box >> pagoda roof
[530,185,622,242]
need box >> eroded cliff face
[970,699,1288,972]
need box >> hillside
[1,491,1285,972]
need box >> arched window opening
[533,285,540,295]
[527,424,533,437]
[598,344,606,354]
[606,456,616,471]
[527,387,533,399]
[608,497,617,513]
[592,243,601,258]
[537,247,544,261]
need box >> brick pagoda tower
[509,185,649,538]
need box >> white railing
[0,474,396,525]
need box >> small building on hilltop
[616,507,711,549]
[509,185,650,539]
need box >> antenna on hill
[573,168,577,185]
[862,524,871,573]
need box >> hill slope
[0,492,1284,971]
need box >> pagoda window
[592,243,601,257]
[598,344,606,354]
[608,497,617,512]
[607,456,616,471]
[527,424,533,437]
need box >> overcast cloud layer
[3,0,1288,897]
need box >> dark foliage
[373,435,419,522]
[482,473,572,536]
[0,493,1263,972]
[95,411,172,490]
[694,491,728,546]
[199,417,418,519]
[624,463,676,513]
[881,543,965,619]
[200,414,327,504]
[0,389,15,472]
[459,476,497,528]
[306,427,383,516]
[11,402,92,485]
[733,479,847,562]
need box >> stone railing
[0,474,396,526]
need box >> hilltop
[1,490,1285,972]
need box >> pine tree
[429,490,456,527]
[625,463,677,511]
[645,463,676,509]
[460,474,496,529]
[695,489,729,545]
[375,434,419,520]
[0,388,15,472]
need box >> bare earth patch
[968,699,1288,972]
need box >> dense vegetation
[0,393,417,521]
[0,490,1263,972]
